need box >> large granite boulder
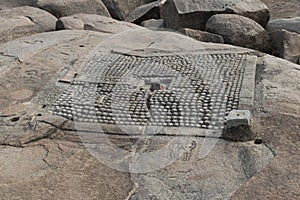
[56,14,140,34]
[260,0,300,19]
[206,14,271,52]
[125,1,160,25]
[270,29,300,64]
[102,0,155,20]
[266,17,300,34]
[160,0,270,30]
[179,28,224,43]
[36,0,111,18]
[0,0,37,10]
[0,6,57,43]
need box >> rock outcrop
[160,0,270,30]
[0,0,37,10]
[266,17,300,34]
[206,14,271,52]
[0,28,299,199]
[141,19,164,29]
[260,0,300,19]
[0,6,57,43]
[56,14,140,34]
[125,1,160,25]
[179,28,224,43]
[102,0,154,20]
[36,0,111,18]
[0,0,300,199]
[270,29,300,64]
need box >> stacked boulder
[56,14,140,34]
[0,6,57,43]
[102,0,155,20]
[160,0,270,30]
[36,0,111,18]
[206,14,271,52]
[0,0,298,64]
[266,17,300,64]
[158,0,271,52]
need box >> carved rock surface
[0,28,299,199]
[206,14,271,52]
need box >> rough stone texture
[224,110,256,142]
[0,6,57,43]
[0,0,37,10]
[0,30,136,199]
[56,14,140,34]
[0,140,134,199]
[231,55,300,200]
[179,28,224,43]
[36,0,111,18]
[270,29,300,64]
[260,0,300,19]
[266,17,300,34]
[0,29,299,199]
[125,1,160,25]
[102,0,155,20]
[160,0,270,31]
[206,14,271,52]
[141,19,164,29]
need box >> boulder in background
[141,19,164,29]
[266,17,300,34]
[102,0,154,20]
[179,28,224,43]
[160,0,270,30]
[206,14,271,52]
[0,6,57,43]
[56,14,140,34]
[37,0,111,18]
[125,1,160,25]
[270,29,300,64]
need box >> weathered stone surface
[102,0,155,20]
[125,1,160,25]
[231,55,300,200]
[266,17,300,34]
[224,110,256,142]
[160,0,270,30]
[260,0,300,19]
[36,0,111,18]
[0,140,134,200]
[270,29,300,64]
[206,14,271,52]
[0,28,300,199]
[56,14,140,34]
[141,19,164,29]
[179,28,224,43]
[0,0,37,10]
[0,6,57,43]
